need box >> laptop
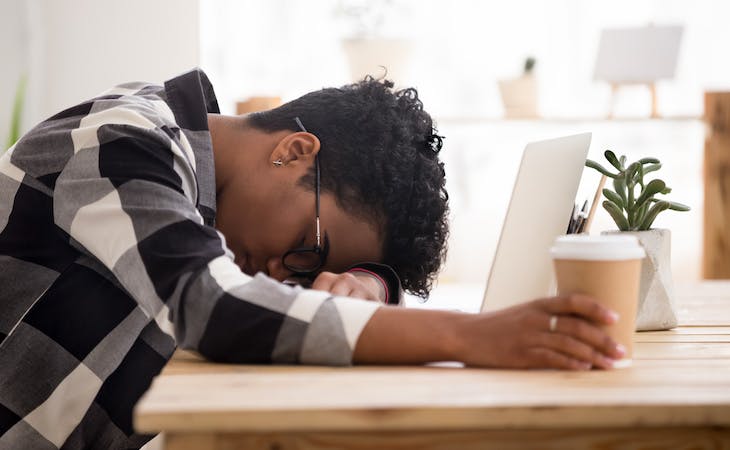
[480,133,591,313]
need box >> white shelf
[435,116,703,125]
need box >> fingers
[538,294,619,325]
[517,297,627,370]
[537,332,615,370]
[549,315,625,360]
[466,296,626,370]
[350,272,387,302]
[310,272,380,301]
[310,272,333,292]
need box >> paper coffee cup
[550,235,645,368]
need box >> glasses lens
[283,250,322,273]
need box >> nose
[265,256,292,282]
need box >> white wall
[201,0,730,118]
[1,0,200,134]
[201,0,720,287]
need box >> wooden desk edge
[134,403,730,434]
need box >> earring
[273,159,283,167]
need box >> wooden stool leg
[608,83,619,119]
[649,82,659,118]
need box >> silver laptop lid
[481,133,591,312]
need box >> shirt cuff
[346,262,403,306]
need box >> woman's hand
[455,294,625,370]
[310,271,385,303]
[354,293,626,371]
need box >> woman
[0,69,622,449]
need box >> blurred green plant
[585,150,690,231]
[5,75,27,152]
[334,0,396,38]
[524,56,536,75]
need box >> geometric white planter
[603,228,678,331]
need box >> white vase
[602,229,678,331]
[341,38,414,85]
[497,75,539,118]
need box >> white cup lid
[550,234,646,261]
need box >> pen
[575,211,588,233]
[575,200,589,233]
[567,203,577,234]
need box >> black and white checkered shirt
[0,69,385,449]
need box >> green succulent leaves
[602,188,623,207]
[585,159,618,178]
[634,179,666,210]
[585,150,690,231]
[605,150,622,171]
[603,200,630,230]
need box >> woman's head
[246,77,449,298]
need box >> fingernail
[615,344,626,357]
[601,357,615,369]
[580,362,592,371]
[608,311,620,323]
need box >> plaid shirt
[0,69,385,449]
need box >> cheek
[216,176,313,260]
[260,208,303,251]
[218,198,301,256]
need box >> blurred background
[2,0,728,310]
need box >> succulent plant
[585,150,690,231]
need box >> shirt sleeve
[51,103,380,365]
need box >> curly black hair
[247,77,448,298]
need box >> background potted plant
[4,75,26,152]
[334,0,414,84]
[586,150,690,330]
[498,56,539,118]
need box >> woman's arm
[353,294,625,370]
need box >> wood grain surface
[134,283,730,449]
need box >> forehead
[319,193,383,272]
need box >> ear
[269,130,321,167]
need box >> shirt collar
[163,69,221,226]
[164,68,220,129]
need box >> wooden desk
[135,282,730,450]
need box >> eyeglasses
[281,117,329,277]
